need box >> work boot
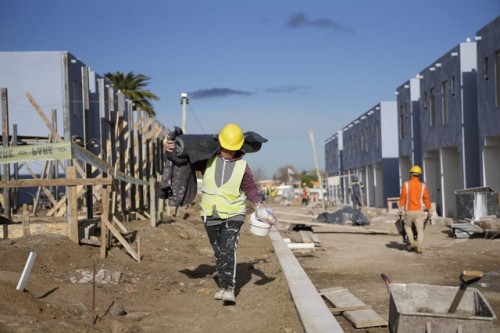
[214,288,225,300]
[222,287,236,304]
[416,247,423,254]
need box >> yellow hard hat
[409,165,422,175]
[218,123,244,151]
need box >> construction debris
[70,268,122,284]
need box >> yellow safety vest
[200,156,247,219]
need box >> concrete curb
[269,227,344,333]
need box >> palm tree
[104,71,159,116]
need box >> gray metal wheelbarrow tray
[388,283,496,333]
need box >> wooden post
[128,101,136,212]
[12,124,19,211]
[144,117,152,211]
[61,53,71,144]
[1,88,11,220]
[149,177,157,227]
[137,111,144,211]
[108,85,116,169]
[97,78,108,178]
[22,204,30,237]
[118,114,127,215]
[100,185,110,259]
[66,166,79,243]
[51,109,59,205]
[117,93,127,215]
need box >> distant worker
[349,175,364,209]
[301,183,309,206]
[398,165,432,254]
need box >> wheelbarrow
[381,272,496,333]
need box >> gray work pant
[205,219,244,289]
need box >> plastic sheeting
[174,131,268,163]
[315,207,371,226]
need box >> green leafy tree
[300,170,316,187]
[104,71,159,116]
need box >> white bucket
[249,212,271,236]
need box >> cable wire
[188,104,207,134]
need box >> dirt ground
[0,202,499,333]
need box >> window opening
[495,51,500,106]
[484,57,489,80]
[430,88,436,127]
[441,80,448,124]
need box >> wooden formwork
[0,89,168,262]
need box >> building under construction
[0,51,167,260]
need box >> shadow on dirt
[179,264,216,278]
[385,241,407,251]
[179,261,276,295]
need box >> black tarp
[315,207,371,226]
[175,131,268,163]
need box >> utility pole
[309,129,326,212]
[181,93,188,133]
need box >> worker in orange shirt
[398,165,432,254]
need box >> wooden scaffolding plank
[66,166,78,243]
[319,286,348,295]
[304,230,321,244]
[102,213,140,262]
[322,289,365,307]
[320,287,387,329]
[25,92,85,178]
[299,230,313,243]
[330,305,372,314]
[100,186,110,259]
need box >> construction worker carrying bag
[398,165,432,254]
[165,123,275,305]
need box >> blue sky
[1,0,499,179]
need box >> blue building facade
[341,101,399,208]
[418,40,479,217]
[325,16,499,216]
[476,16,500,192]
[396,78,422,182]
[324,131,345,204]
